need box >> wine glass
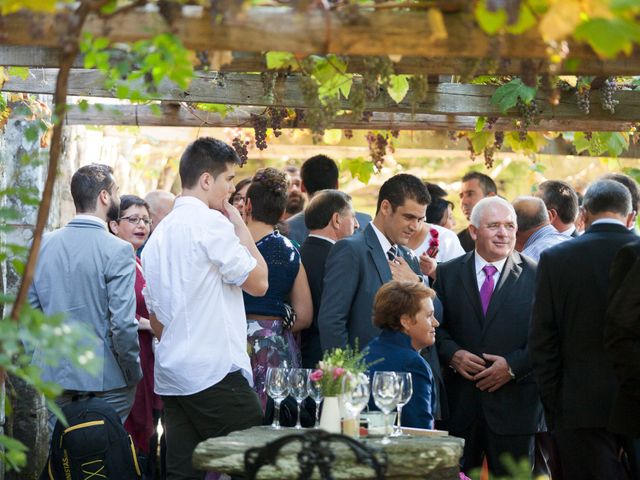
[340,372,370,438]
[288,368,310,429]
[391,372,413,436]
[307,372,323,428]
[372,371,401,444]
[266,367,289,429]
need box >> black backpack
[42,395,142,480]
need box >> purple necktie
[480,265,498,315]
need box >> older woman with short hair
[365,280,439,429]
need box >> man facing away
[435,196,542,476]
[29,164,142,430]
[457,172,497,252]
[530,179,636,479]
[535,180,580,237]
[144,189,175,233]
[142,137,268,480]
[299,189,358,368]
[513,196,569,262]
[286,154,372,245]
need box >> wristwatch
[508,366,516,379]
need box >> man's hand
[450,349,487,380]
[389,256,421,283]
[221,200,244,227]
[473,353,513,392]
[419,252,438,279]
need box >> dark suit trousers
[454,414,534,478]
[555,428,628,480]
[162,371,263,480]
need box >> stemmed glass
[391,372,413,436]
[288,368,310,429]
[307,373,323,428]
[266,367,289,429]
[340,372,370,438]
[372,371,401,444]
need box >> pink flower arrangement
[309,369,323,382]
[332,367,346,380]
[427,227,440,258]
[309,346,369,397]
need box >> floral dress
[243,231,301,410]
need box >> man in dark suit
[286,155,371,245]
[530,179,636,479]
[299,190,358,369]
[318,174,448,421]
[457,172,497,251]
[435,196,542,476]
[605,240,640,478]
[535,180,580,238]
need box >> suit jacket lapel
[461,252,484,328]
[364,224,391,283]
[483,252,523,332]
[400,246,421,275]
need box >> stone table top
[193,426,464,479]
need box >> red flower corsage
[426,227,440,258]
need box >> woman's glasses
[119,216,152,226]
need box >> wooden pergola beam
[4,69,640,121]
[3,47,640,76]
[0,7,629,59]
[61,103,634,131]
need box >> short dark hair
[602,173,640,212]
[461,171,498,196]
[300,155,339,195]
[536,180,579,224]
[304,190,352,230]
[70,164,115,213]
[230,177,252,204]
[426,198,453,225]
[246,168,288,225]
[373,281,435,331]
[425,183,448,200]
[583,180,632,216]
[107,195,150,233]
[179,137,240,189]
[376,174,431,213]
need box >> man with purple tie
[434,196,542,477]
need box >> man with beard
[29,164,142,431]
[283,165,305,220]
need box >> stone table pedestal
[193,426,464,479]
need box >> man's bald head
[513,196,549,251]
[145,190,175,231]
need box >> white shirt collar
[558,225,576,236]
[370,222,395,256]
[74,214,107,230]
[591,218,627,228]
[308,233,336,244]
[174,195,209,210]
[474,251,508,278]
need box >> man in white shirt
[142,137,268,480]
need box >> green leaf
[338,76,353,100]
[387,75,410,104]
[77,99,89,112]
[470,131,493,154]
[8,67,29,80]
[611,0,640,10]
[476,116,486,132]
[93,37,109,50]
[265,51,298,70]
[505,3,537,35]
[475,0,507,35]
[357,160,375,184]
[149,104,162,116]
[601,132,629,157]
[490,78,537,113]
[194,103,233,118]
[45,398,68,428]
[574,18,640,58]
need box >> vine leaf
[474,0,537,35]
[0,67,9,89]
[342,158,375,184]
[539,0,581,42]
[470,131,493,154]
[574,18,640,57]
[475,117,486,132]
[491,79,537,112]
[8,67,29,80]
[265,51,299,71]
[505,132,548,153]
[387,75,410,104]
[312,55,352,100]
[576,132,629,157]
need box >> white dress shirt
[370,222,394,257]
[474,252,508,292]
[142,196,257,396]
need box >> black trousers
[555,428,629,480]
[162,371,263,480]
[453,416,535,478]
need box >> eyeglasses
[119,216,152,226]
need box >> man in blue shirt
[513,196,569,261]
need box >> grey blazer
[29,218,142,391]
[286,210,372,246]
